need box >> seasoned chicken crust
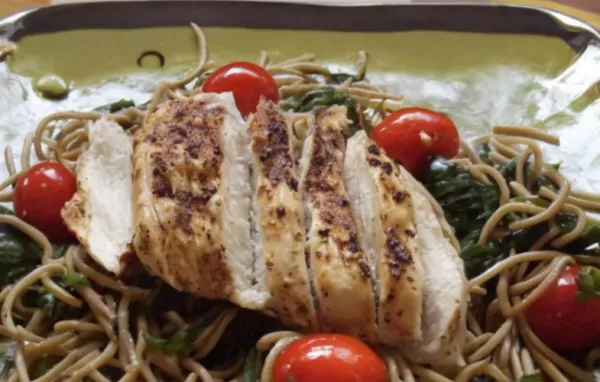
[247,98,317,329]
[300,106,378,342]
[132,92,267,309]
[345,130,423,344]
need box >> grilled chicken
[344,130,423,344]
[299,106,378,342]
[132,92,268,309]
[397,167,468,371]
[62,118,133,274]
[66,95,468,356]
[247,98,318,330]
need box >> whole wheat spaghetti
[0,23,599,382]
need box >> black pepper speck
[277,206,286,218]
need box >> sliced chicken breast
[299,106,377,341]
[132,92,268,309]
[247,98,317,329]
[62,118,133,274]
[397,166,468,370]
[344,130,423,344]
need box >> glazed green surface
[1,27,599,192]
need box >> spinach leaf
[143,331,189,354]
[460,240,509,280]
[94,99,139,113]
[422,158,500,241]
[61,272,91,288]
[22,273,89,320]
[561,218,600,254]
[280,87,360,136]
[143,307,223,355]
[329,72,360,85]
[422,156,600,279]
[497,157,551,191]
[52,245,68,259]
[0,209,69,288]
[0,223,45,289]
[521,372,542,382]
[507,197,600,254]
[242,348,260,382]
[32,290,67,320]
[108,99,135,113]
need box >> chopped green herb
[576,266,600,301]
[93,99,149,114]
[61,273,91,288]
[242,348,260,382]
[143,307,223,354]
[108,99,135,113]
[521,372,542,382]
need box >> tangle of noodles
[1,23,599,382]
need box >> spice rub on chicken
[247,98,317,330]
[132,92,268,309]
[299,106,378,342]
[345,130,423,344]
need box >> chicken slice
[344,130,423,344]
[299,106,377,341]
[397,166,468,371]
[247,98,317,329]
[62,118,133,274]
[132,92,268,309]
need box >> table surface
[1,0,599,30]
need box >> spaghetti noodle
[0,23,599,382]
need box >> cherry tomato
[525,265,600,351]
[272,334,388,382]
[14,161,76,243]
[370,107,459,176]
[203,61,279,117]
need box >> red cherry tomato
[14,161,76,243]
[525,265,600,351]
[370,107,459,176]
[203,61,279,117]
[272,334,388,382]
